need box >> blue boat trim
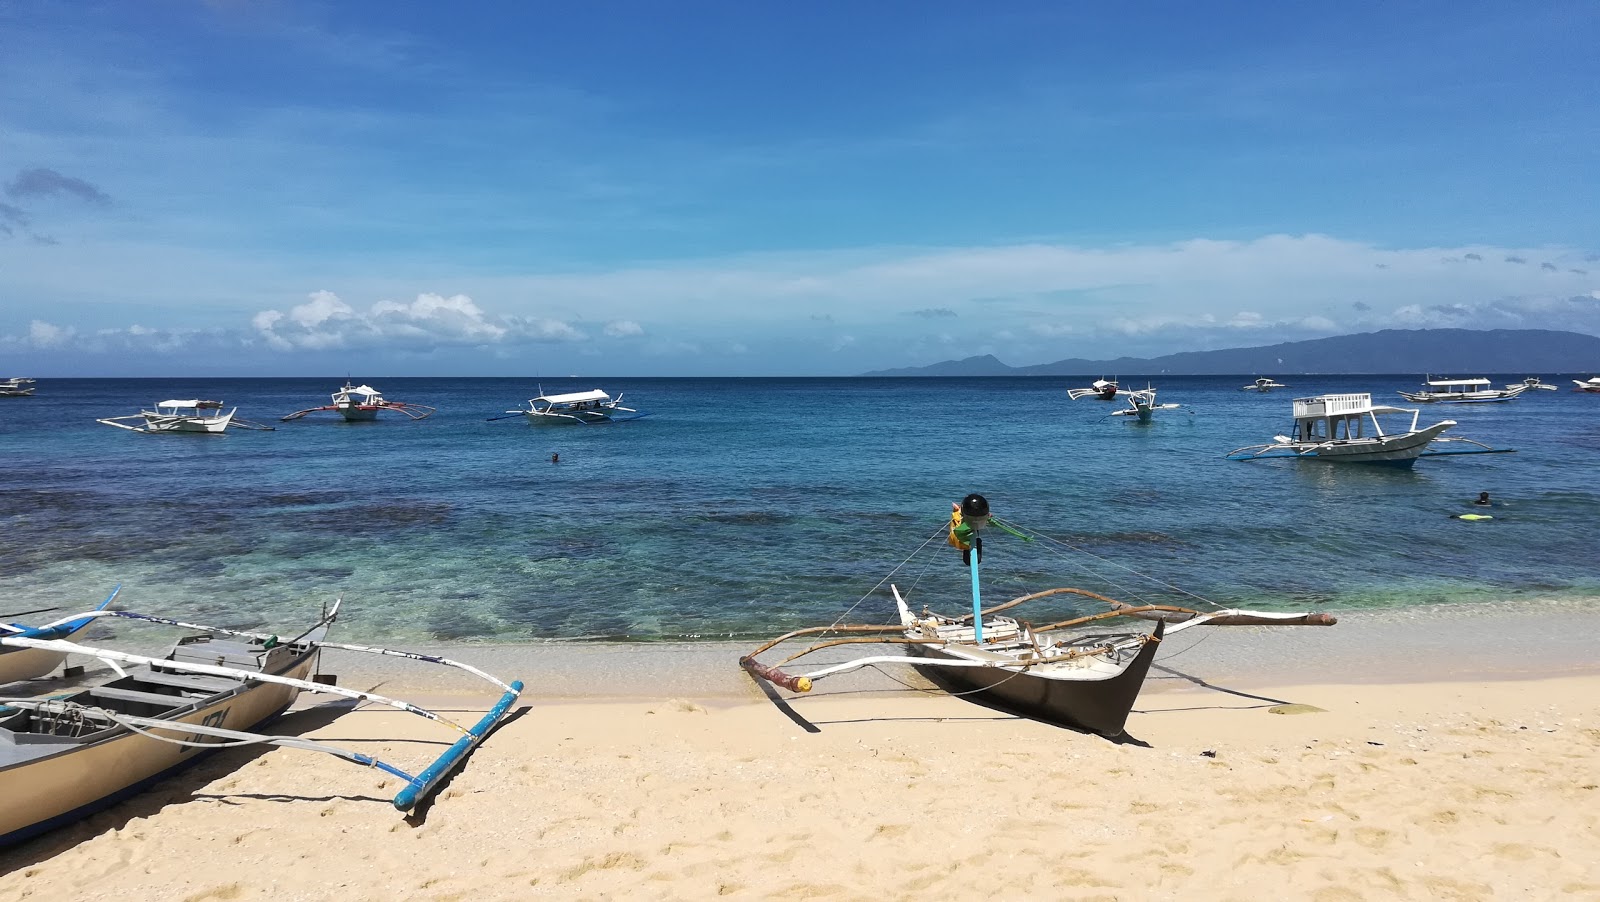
[8,585,120,642]
[392,680,523,811]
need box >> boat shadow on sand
[747,665,1307,751]
[0,698,531,869]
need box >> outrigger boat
[1066,378,1120,401]
[0,377,36,397]
[1225,393,1509,465]
[1108,386,1181,424]
[741,495,1335,739]
[97,400,275,434]
[1508,377,1558,392]
[497,388,644,425]
[0,603,521,847]
[1241,377,1287,392]
[1573,377,1600,393]
[0,587,119,686]
[1397,377,1527,404]
[280,382,436,422]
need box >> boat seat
[88,686,190,709]
[138,670,240,693]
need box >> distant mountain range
[861,328,1600,377]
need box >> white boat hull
[0,646,64,685]
[336,405,380,421]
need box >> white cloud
[603,319,644,337]
[250,290,580,352]
[28,320,75,348]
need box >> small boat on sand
[498,388,644,425]
[0,378,36,397]
[1398,377,1526,404]
[280,382,436,422]
[741,495,1335,738]
[1225,393,1508,465]
[1573,377,1600,393]
[97,400,275,434]
[1241,377,1287,392]
[1067,379,1120,401]
[1,603,521,846]
[0,587,119,685]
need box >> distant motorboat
[1397,376,1527,404]
[1226,393,1509,466]
[1573,377,1600,393]
[1241,377,1287,392]
[1066,378,1120,401]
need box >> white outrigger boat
[0,602,521,847]
[498,388,644,425]
[1507,377,1558,391]
[0,377,36,397]
[1226,392,1508,465]
[741,494,1335,739]
[1066,378,1120,401]
[1397,377,1527,404]
[280,382,436,422]
[1241,377,1287,392]
[97,400,275,434]
[1108,386,1181,423]
[0,587,119,686]
[1573,377,1600,393]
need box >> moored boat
[1067,378,1120,401]
[1108,386,1181,423]
[1508,377,1558,391]
[280,382,436,422]
[97,400,275,434]
[501,388,644,425]
[1573,377,1600,393]
[740,495,1335,738]
[1225,392,1508,465]
[1397,377,1527,404]
[1241,377,1287,392]
[0,603,522,846]
[0,378,36,397]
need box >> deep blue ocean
[4,375,1598,644]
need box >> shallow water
[3,375,1597,644]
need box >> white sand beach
[3,606,1599,901]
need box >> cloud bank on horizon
[1,3,1596,376]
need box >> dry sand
[3,665,1598,901]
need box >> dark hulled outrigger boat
[741,494,1335,738]
[1,603,521,847]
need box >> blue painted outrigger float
[0,586,121,686]
[1,601,522,846]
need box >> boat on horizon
[1573,377,1600,393]
[1,602,522,847]
[740,495,1335,739]
[1397,376,1527,404]
[1066,378,1120,401]
[0,377,36,397]
[97,399,276,434]
[280,382,436,422]
[1225,392,1508,465]
[1508,377,1558,391]
[1241,377,1287,392]
[500,388,644,425]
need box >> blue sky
[2,1,1597,376]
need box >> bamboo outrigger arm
[955,587,1338,628]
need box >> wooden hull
[0,646,318,847]
[0,646,67,685]
[905,620,1163,738]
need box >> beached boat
[0,377,36,397]
[500,388,644,425]
[1,604,522,846]
[1507,377,1558,391]
[1109,386,1181,424]
[1241,377,1287,392]
[1397,377,1527,404]
[1573,377,1600,393]
[740,495,1335,738]
[280,382,436,422]
[1066,379,1120,401]
[1225,393,1508,465]
[97,399,275,434]
[0,587,119,686]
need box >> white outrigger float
[0,602,522,847]
[281,382,436,422]
[97,400,275,434]
[497,388,645,425]
[1397,376,1527,404]
[1226,392,1508,465]
[741,495,1335,739]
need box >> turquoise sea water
[3,376,1598,645]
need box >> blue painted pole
[392,680,523,811]
[969,544,983,643]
